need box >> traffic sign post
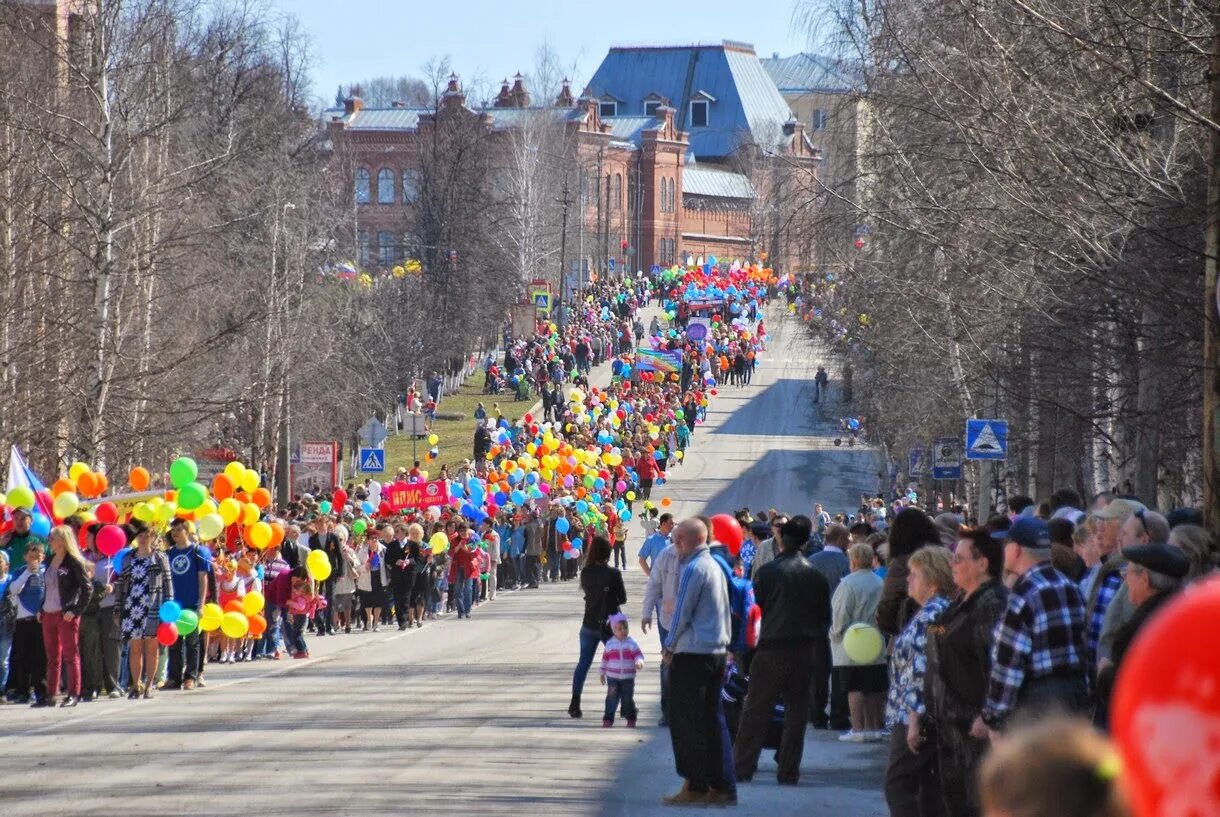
[358,448,385,473]
[965,419,1008,460]
[932,437,963,480]
[909,446,927,479]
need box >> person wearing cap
[1095,541,1190,730]
[2,507,46,572]
[979,517,1090,734]
[1083,499,1145,665]
[1090,503,1169,675]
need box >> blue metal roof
[602,115,659,143]
[760,53,863,94]
[682,166,755,199]
[584,42,795,158]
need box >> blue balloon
[494,491,508,505]
[29,514,51,539]
[555,517,570,534]
[361,501,374,514]
[622,510,633,521]
[510,489,527,506]
[593,478,606,491]
[450,482,465,498]
[159,600,182,625]
[575,500,589,514]
[571,537,583,551]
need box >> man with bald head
[661,518,734,806]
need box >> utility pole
[556,176,574,329]
[1205,12,1220,530]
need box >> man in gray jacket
[808,523,852,730]
[661,518,734,807]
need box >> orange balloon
[52,478,76,497]
[498,481,510,493]
[252,487,271,509]
[576,487,587,499]
[269,522,285,549]
[212,473,235,500]
[235,491,250,504]
[247,614,267,638]
[223,599,244,614]
[129,467,150,491]
[661,497,672,507]
[76,471,98,498]
[164,489,177,501]
[94,473,108,495]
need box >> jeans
[167,630,201,684]
[314,578,335,633]
[657,624,671,719]
[0,627,11,691]
[256,606,283,656]
[545,548,560,581]
[41,611,81,698]
[525,554,541,586]
[455,569,473,617]
[668,652,734,794]
[572,625,605,698]
[288,614,309,654]
[604,677,638,722]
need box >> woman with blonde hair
[36,525,91,707]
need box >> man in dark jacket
[384,524,411,630]
[733,515,832,785]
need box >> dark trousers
[525,554,541,586]
[884,725,942,817]
[734,643,815,783]
[545,547,560,581]
[80,611,121,694]
[612,542,626,569]
[390,574,410,624]
[167,630,201,684]
[313,578,335,633]
[604,677,638,722]
[937,722,988,817]
[668,653,734,794]
[7,617,46,700]
[657,624,671,719]
[810,638,849,728]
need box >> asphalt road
[0,312,886,817]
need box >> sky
[273,0,823,109]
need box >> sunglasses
[1134,507,1148,535]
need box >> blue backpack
[711,553,760,654]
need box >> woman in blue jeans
[570,536,626,718]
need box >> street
[0,314,886,817]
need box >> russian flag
[4,445,54,537]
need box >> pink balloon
[615,480,627,493]
[96,524,126,557]
[539,483,551,494]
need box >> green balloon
[320,500,332,514]
[353,519,367,536]
[176,609,199,636]
[169,457,198,489]
[177,481,207,511]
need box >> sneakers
[183,679,196,691]
[292,651,310,659]
[838,730,867,743]
[59,695,78,708]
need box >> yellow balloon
[224,461,246,482]
[843,623,884,664]
[52,492,80,519]
[198,499,217,518]
[68,461,89,482]
[428,531,449,553]
[428,434,439,446]
[197,513,225,541]
[306,552,331,582]
[626,491,637,501]
[199,603,224,632]
[247,521,272,549]
[242,590,265,617]
[154,503,176,523]
[220,611,249,639]
[132,502,154,522]
[218,497,241,526]
[241,502,260,526]
[240,469,260,493]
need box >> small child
[599,612,645,727]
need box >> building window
[614,173,622,209]
[378,231,396,264]
[357,230,370,265]
[355,168,370,204]
[812,109,828,130]
[377,168,395,204]
[402,169,419,204]
[599,100,617,118]
[644,100,660,116]
[628,173,637,212]
[690,100,708,128]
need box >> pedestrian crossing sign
[965,419,1008,461]
[359,447,385,473]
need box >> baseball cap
[11,506,31,517]
[992,517,1051,551]
[1094,498,1147,521]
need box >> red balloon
[523,413,533,423]
[333,489,348,509]
[156,622,179,647]
[1112,575,1220,817]
[710,514,744,557]
[96,525,126,557]
[95,502,118,525]
[378,501,392,517]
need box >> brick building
[324,40,820,282]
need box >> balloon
[177,482,207,511]
[242,590,265,616]
[51,478,75,497]
[224,599,245,614]
[661,497,672,507]
[306,549,332,581]
[843,623,884,664]
[361,501,374,514]
[93,501,118,524]
[53,492,80,519]
[428,434,439,445]
[711,514,744,556]
[159,600,183,624]
[74,471,99,498]
[247,613,267,638]
[626,491,637,501]
[333,489,348,509]
[220,611,249,639]
[251,487,272,509]
[68,461,89,482]
[129,466,151,491]
[7,486,35,510]
[241,503,260,526]
[247,521,272,550]
[218,497,241,526]
[211,473,235,500]
[240,469,260,494]
[169,457,198,489]
[154,502,176,524]
[176,609,199,636]
[197,513,225,541]
[96,524,126,557]
[429,532,449,554]
[156,621,179,647]
[555,517,570,534]
[224,461,246,482]
[1112,575,1220,817]
[319,500,332,514]
[269,522,285,549]
[199,603,224,632]
[352,519,367,537]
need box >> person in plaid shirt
[979,518,1089,735]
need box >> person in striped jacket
[600,612,645,727]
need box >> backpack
[0,589,17,634]
[711,553,760,654]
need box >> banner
[292,440,338,496]
[635,348,684,374]
[385,479,450,511]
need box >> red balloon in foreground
[710,513,743,557]
[1112,575,1220,817]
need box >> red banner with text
[385,479,450,511]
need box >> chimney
[343,96,364,115]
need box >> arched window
[377,168,395,204]
[614,173,622,209]
[355,168,370,204]
[378,230,396,263]
[402,169,419,204]
[357,230,370,264]
[659,178,668,212]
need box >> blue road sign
[932,436,963,480]
[908,446,927,479]
[607,258,616,272]
[965,419,1008,460]
[650,264,660,274]
[358,447,385,473]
